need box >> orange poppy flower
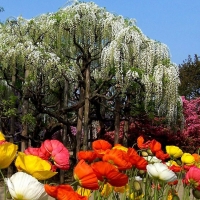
[74,159,99,190]
[155,150,170,161]
[102,149,132,170]
[44,184,87,200]
[129,155,148,170]
[137,136,151,149]
[91,161,128,187]
[112,144,128,152]
[77,151,97,163]
[149,139,161,153]
[92,140,112,158]
[127,147,139,157]
[193,153,200,162]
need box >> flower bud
[141,151,148,157]
[147,149,153,155]
[133,180,142,191]
[192,189,200,199]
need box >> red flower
[137,136,151,149]
[74,159,99,190]
[102,149,132,170]
[127,147,139,157]
[24,147,50,160]
[183,166,200,189]
[168,180,178,186]
[77,151,97,163]
[149,139,161,153]
[26,140,70,170]
[44,184,87,200]
[155,150,170,161]
[92,140,112,158]
[168,165,182,173]
[129,155,148,170]
[91,161,128,187]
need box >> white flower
[144,156,162,163]
[146,163,177,182]
[5,172,48,200]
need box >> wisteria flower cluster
[1,131,200,200]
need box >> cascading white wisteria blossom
[0,2,181,124]
[5,172,48,200]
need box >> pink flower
[24,147,50,160]
[183,166,200,189]
[41,140,70,170]
[24,140,70,170]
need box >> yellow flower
[0,131,5,141]
[100,183,113,198]
[181,153,195,165]
[0,142,18,169]
[112,144,128,152]
[76,187,91,197]
[114,185,126,193]
[166,146,183,158]
[15,152,57,180]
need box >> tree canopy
[0,2,181,150]
[179,54,200,99]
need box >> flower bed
[1,131,200,200]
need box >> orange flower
[77,151,97,163]
[102,149,132,170]
[149,139,161,153]
[127,147,139,157]
[74,159,99,190]
[91,161,128,187]
[155,150,170,161]
[193,153,200,162]
[113,144,128,152]
[168,165,182,173]
[137,136,151,149]
[129,155,148,170]
[44,184,87,200]
[92,140,112,158]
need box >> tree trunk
[114,95,120,144]
[75,86,84,159]
[83,66,90,150]
[21,69,29,152]
[60,79,69,184]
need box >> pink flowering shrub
[100,96,200,153]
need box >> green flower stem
[0,169,6,200]
[153,180,158,200]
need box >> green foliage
[21,113,36,127]
[179,54,200,99]
[1,95,18,117]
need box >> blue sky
[1,0,199,65]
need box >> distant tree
[179,54,200,99]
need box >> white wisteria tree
[0,2,180,153]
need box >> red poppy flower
[127,147,139,157]
[129,155,148,170]
[24,147,50,160]
[44,184,88,200]
[74,159,99,190]
[77,151,97,163]
[137,136,151,149]
[149,139,161,153]
[155,150,170,161]
[92,140,112,158]
[183,166,200,189]
[102,149,132,170]
[91,161,128,187]
[168,165,182,173]
[168,180,178,186]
